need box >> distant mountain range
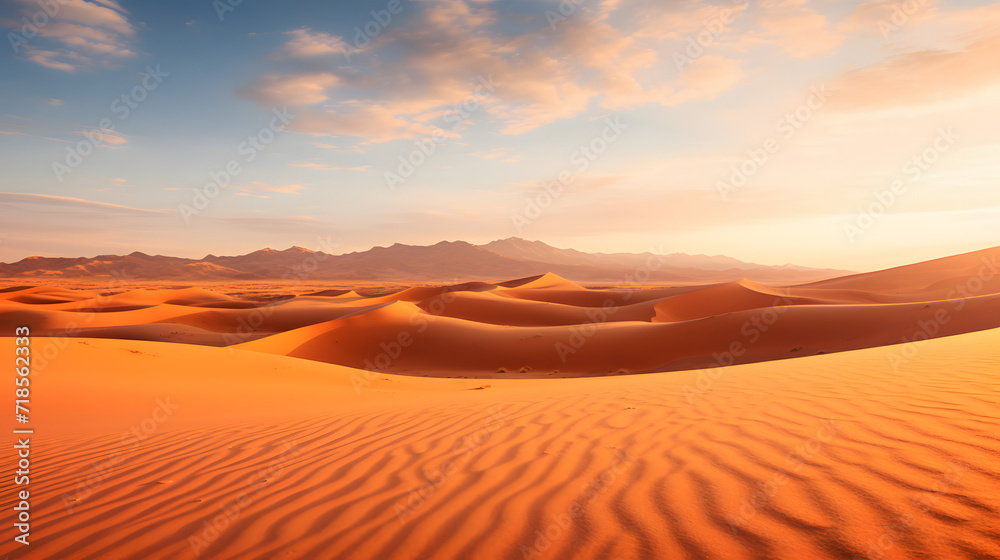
[0,238,852,283]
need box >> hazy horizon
[2,235,997,276]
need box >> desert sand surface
[1,328,999,560]
[1,246,998,559]
[1,247,998,376]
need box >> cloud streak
[0,192,172,216]
[6,0,138,72]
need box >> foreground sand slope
[1,330,998,560]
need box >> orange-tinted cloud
[240,0,751,142]
[829,30,1000,112]
[745,0,844,59]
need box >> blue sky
[1,0,999,270]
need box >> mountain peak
[491,237,542,246]
[0,239,850,283]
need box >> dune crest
[497,272,582,290]
[2,248,1000,376]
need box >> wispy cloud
[829,28,1000,113]
[6,0,138,72]
[0,192,172,215]
[0,129,72,143]
[239,0,753,143]
[741,0,845,59]
[279,27,348,58]
[70,128,129,145]
[1,120,74,143]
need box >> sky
[0,0,998,271]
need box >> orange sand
[0,246,998,559]
[1,329,998,559]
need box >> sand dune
[236,291,1000,375]
[1,247,999,559]
[650,279,818,322]
[2,247,1000,376]
[798,245,1000,301]
[417,290,658,326]
[498,272,584,289]
[2,328,998,559]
